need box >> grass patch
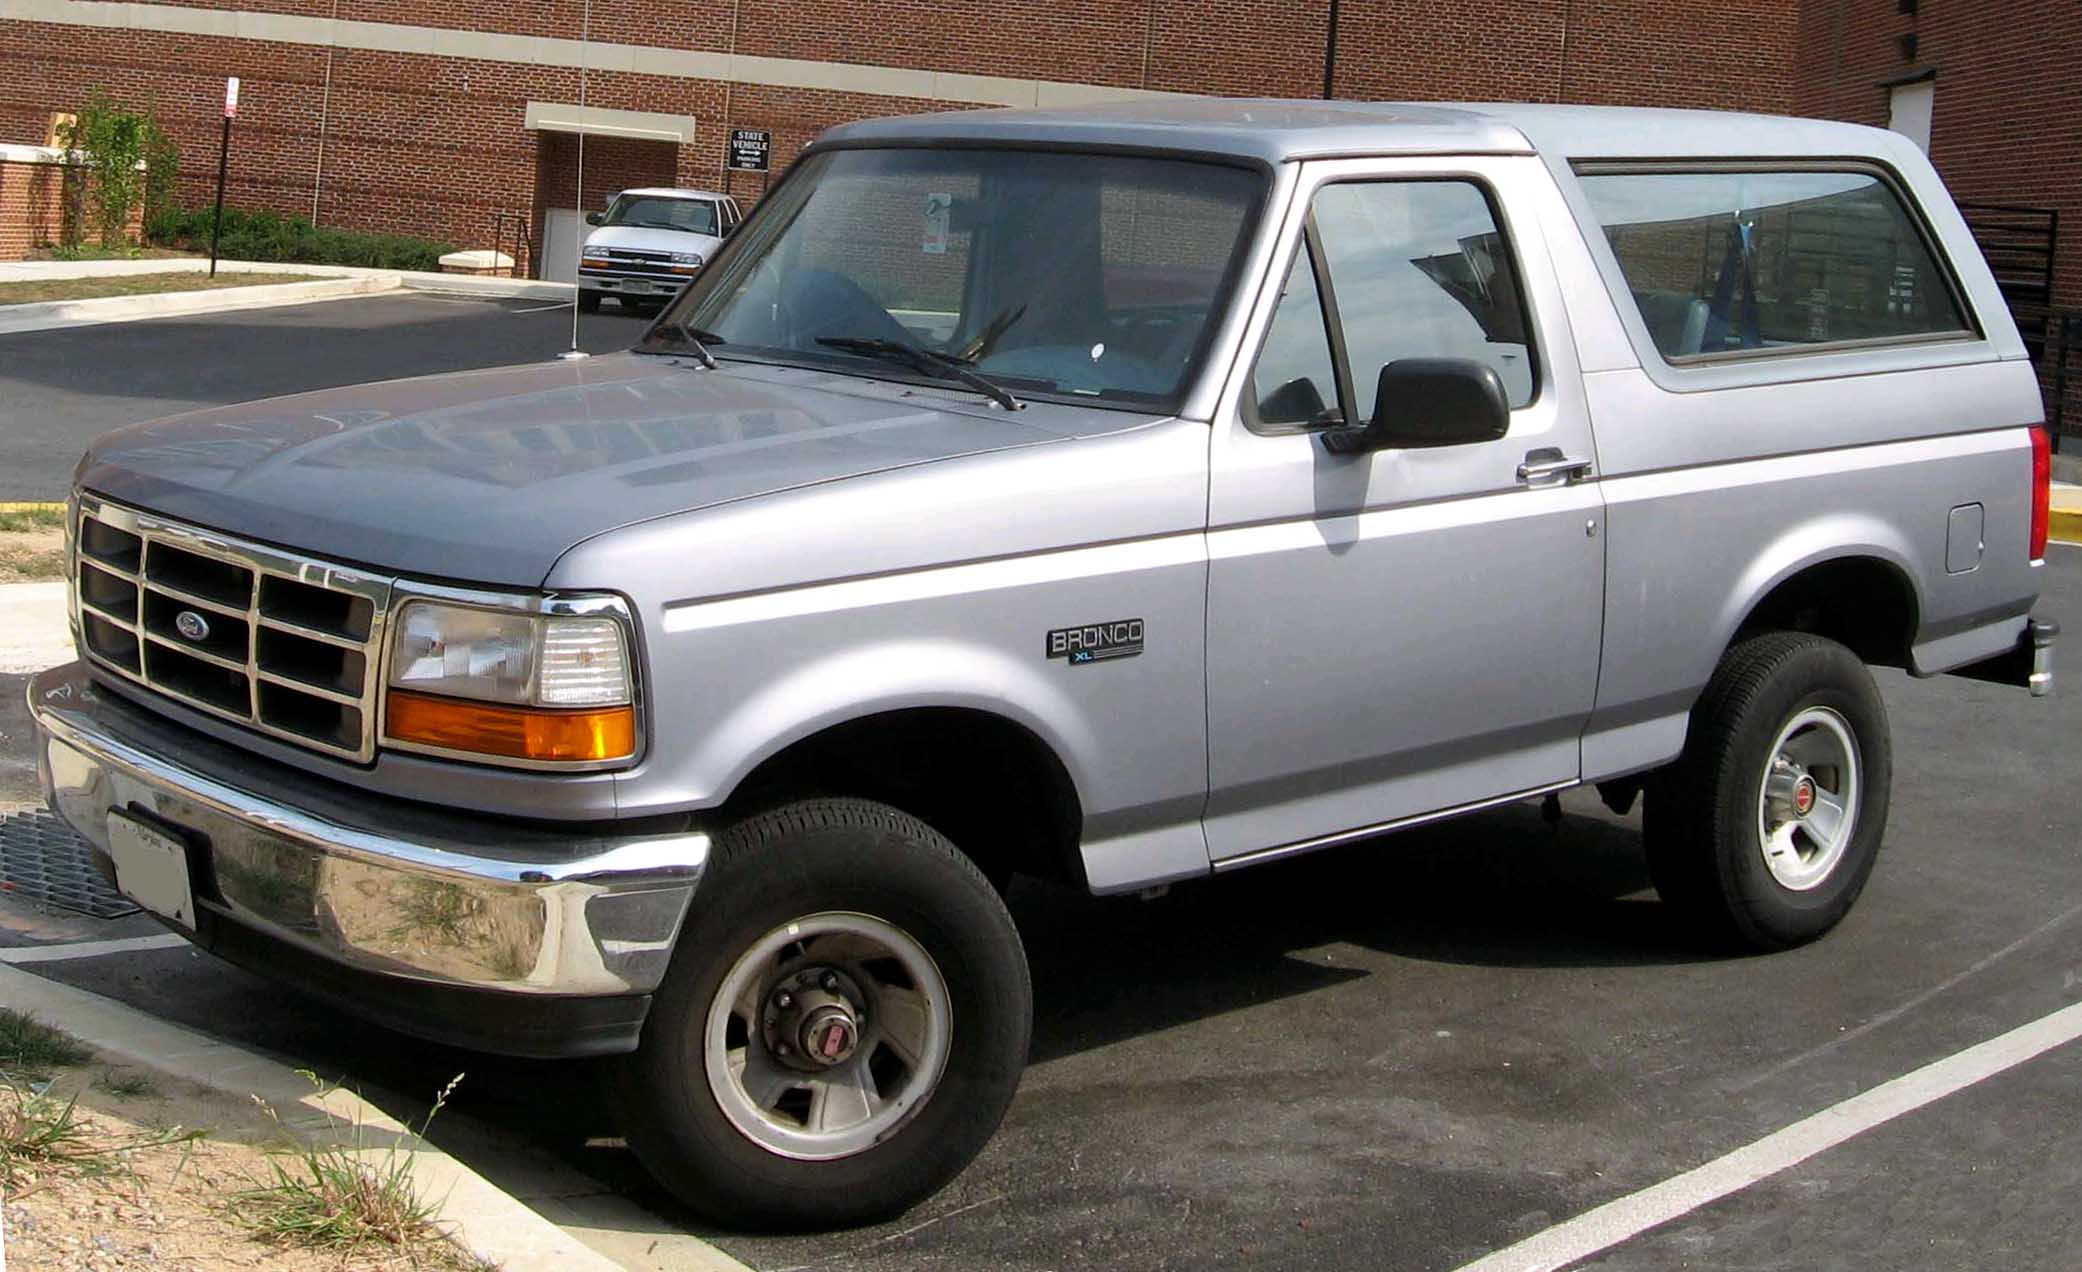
[0,1086,96,1185]
[95,1068,162,1100]
[233,1072,472,1264]
[0,530,67,582]
[0,1079,206,1195]
[0,505,65,532]
[0,1010,93,1080]
[0,271,331,306]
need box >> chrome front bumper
[29,662,707,999]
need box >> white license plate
[107,811,196,929]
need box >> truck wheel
[1643,632,1892,951]
[611,798,1030,1230]
[577,291,601,313]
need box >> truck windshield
[645,148,1264,410]
[604,195,718,235]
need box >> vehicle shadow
[386,790,1713,1221]
[1017,789,1711,1065]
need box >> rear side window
[1577,167,1971,361]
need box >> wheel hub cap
[1792,775,1817,818]
[706,913,952,1162]
[1756,706,1862,892]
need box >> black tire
[1643,632,1892,951]
[611,798,1031,1231]
[576,291,601,313]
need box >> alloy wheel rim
[1755,705,1861,892]
[704,911,951,1161]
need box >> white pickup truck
[578,186,743,312]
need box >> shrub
[152,205,457,272]
[57,92,177,250]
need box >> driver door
[1202,156,1606,862]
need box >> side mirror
[1321,358,1509,455]
[585,211,604,227]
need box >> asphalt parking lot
[0,292,644,501]
[1,297,2077,1270]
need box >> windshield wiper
[815,336,1024,411]
[650,318,721,369]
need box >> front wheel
[576,290,602,313]
[1644,632,1892,950]
[611,799,1031,1230]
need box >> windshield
[603,195,718,235]
[646,148,1264,410]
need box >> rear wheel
[611,798,1030,1230]
[1644,632,1892,950]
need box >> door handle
[1518,448,1593,485]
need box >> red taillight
[2030,426,2050,561]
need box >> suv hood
[582,224,723,257]
[78,354,1120,587]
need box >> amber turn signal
[385,690,635,763]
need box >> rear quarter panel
[1534,135,2048,781]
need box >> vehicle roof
[613,187,732,201]
[813,99,1911,167]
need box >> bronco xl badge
[1046,619,1144,665]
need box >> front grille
[73,496,394,762]
[582,248,693,281]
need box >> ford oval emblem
[174,610,211,642]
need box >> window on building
[1578,167,1971,361]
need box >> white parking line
[1452,998,2082,1272]
[511,301,574,313]
[0,933,189,964]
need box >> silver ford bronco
[29,101,2059,1228]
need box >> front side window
[1246,178,1539,431]
[605,195,719,236]
[651,148,1264,411]
[1578,166,1971,361]
[1251,243,1342,427]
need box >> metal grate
[1957,202,2058,366]
[0,811,139,920]
[74,495,395,762]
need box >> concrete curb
[0,581,71,675]
[2052,482,2082,545]
[0,963,732,1271]
[0,256,572,297]
[0,263,573,335]
[0,274,396,335]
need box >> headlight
[670,251,703,265]
[384,600,636,765]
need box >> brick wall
[0,0,1813,269]
[0,152,70,259]
[1796,0,2082,431]
[0,148,149,261]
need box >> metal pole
[208,114,231,278]
[1322,0,1340,100]
[560,0,591,361]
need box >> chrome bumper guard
[28,662,707,997]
